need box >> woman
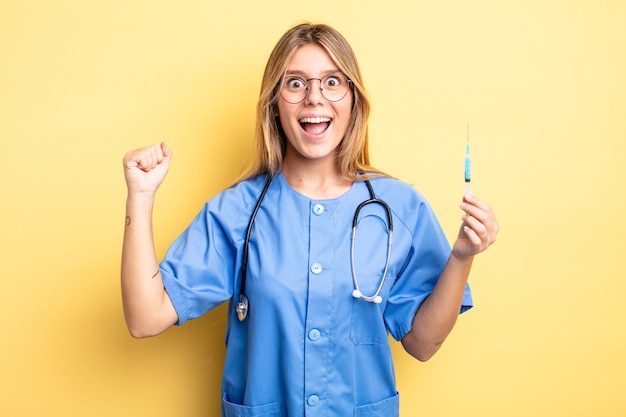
[122,22,498,416]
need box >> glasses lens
[320,74,350,102]
[280,74,350,104]
[280,76,307,104]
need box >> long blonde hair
[234,22,383,184]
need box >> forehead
[285,43,339,75]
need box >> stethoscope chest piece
[236,294,249,321]
[352,289,383,304]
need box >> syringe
[464,123,472,195]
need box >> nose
[305,78,324,104]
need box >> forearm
[121,193,176,337]
[401,253,473,361]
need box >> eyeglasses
[279,73,352,104]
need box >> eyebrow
[283,69,343,78]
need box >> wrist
[450,251,474,265]
[125,192,157,219]
[126,190,157,202]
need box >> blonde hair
[234,22,384,184]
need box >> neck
[281,156,352,200]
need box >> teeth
[299,116,331,124]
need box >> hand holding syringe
[453,122,499,259]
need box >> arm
[121,142,178,338]
[401,194,498,361]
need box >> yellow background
[1,0,625,416]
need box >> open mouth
[299,116,331,136]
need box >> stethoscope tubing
[350,198,393,304]
[236,174,272,321]
[237,173,393,321]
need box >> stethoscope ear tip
[373,296,382,304]
[352,289,362,298]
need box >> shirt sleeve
[160,198,240,326]
[383,196,473,342]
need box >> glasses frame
[278,73,352,104]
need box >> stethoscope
[236,174,393,321]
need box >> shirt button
[312,203,325,215]
[308,329,321,341]
[307,395,320,407]
[310,263,322,274]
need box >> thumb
[160,141,172,159]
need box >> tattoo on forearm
[151,270,160,279]
[125,216,131,226]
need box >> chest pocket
[349,211,394,345]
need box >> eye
[286,77,306,90]
[323,75,342,89]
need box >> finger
[461,198,497,228]
[124,157,139,169]
[160,141,172,159]
[462,194,494,214]
[154,142,165,162]
[134,145,164,171]
[462,213,488,239]
[136,151,155,171]
[462,211,498,249]
[460,200,484,221]
[462,224,482,246]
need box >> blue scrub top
[160,173,473,417]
